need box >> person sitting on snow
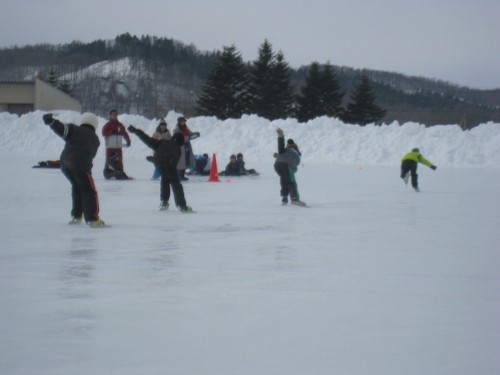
[103,152,130,180]
[190,153,211,176]
[219,154,241,176]
[236,153,259,176]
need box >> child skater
[273,127,306,206]
[127,124,193,212]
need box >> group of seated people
[188,153,259,177]
[219,153,259,176]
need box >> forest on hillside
[1,33,499,127]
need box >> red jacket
[102,119,131,148]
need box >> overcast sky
[1,0,499,89]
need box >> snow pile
[1,110,499,168]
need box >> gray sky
[2,0,499,89]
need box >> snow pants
[61,168,100,222]
[274,162,299,201]
[159,165,187,209]
[401,159,418,188]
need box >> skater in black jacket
[127,125,193,212]
[42,113,106,227]
[274,128,306,206]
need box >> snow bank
[1,110,499,168]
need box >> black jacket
[50,120,100,171]
[132,128,183,170]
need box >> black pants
[61,168,99,222]
[274,162,299,201]
[401,160,418,188]
[160,166,187,208]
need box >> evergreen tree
[246,40,275,118]
[320,63,344,118]
[295,62,326,122]
[344,74,387,125]
[269,52,295,119]
[196,45,248,119]
[246,41,295,120]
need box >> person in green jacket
[401,148,437,192]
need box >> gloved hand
[276,127,284,137]
[126,140,131,147]
[112,127,120,134]
[127,125,137,134]
[431,165,437,170]
[43,113,54,125]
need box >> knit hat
[80,112,98,129]
[412,147,420,153]
[159,119,167,125]
[177,116,187,123]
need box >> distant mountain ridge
[1,33,499,128]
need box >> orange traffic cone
[208,153,220,182]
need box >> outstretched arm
[43,114,74,140]
[127,125,159,150]
[276,128,285,154]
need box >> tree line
[1,33,499,127]
[196,42,386,124]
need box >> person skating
[273,128,306,206]
[400,148,437,192]
[42,112,106,227]
[127,124,193,212]
[102,109,131,176]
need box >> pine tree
[246,41,295,120]
[295,62,326,122]
[344,74,387,125]
[320,63,344,118]
[196,45,248,120]
[247,40,275,118]
[269,52,295,119]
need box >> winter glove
[43,113,54,125]
[276,127,284,137]
[112,127,120,134]
[127,125,137,134]
[126,140,131,147]
[431,165,437,170]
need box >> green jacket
[401,151,434,168]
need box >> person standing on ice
[400,148,437,192]
[102,109,131,175]
[127,124,193,213]
[173,116,200,181]
[42,113,106,227]
[273,128,306,206]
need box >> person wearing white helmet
[42,112,106,227]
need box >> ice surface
[0,112,499,374]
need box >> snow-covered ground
[1,111,499,374]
